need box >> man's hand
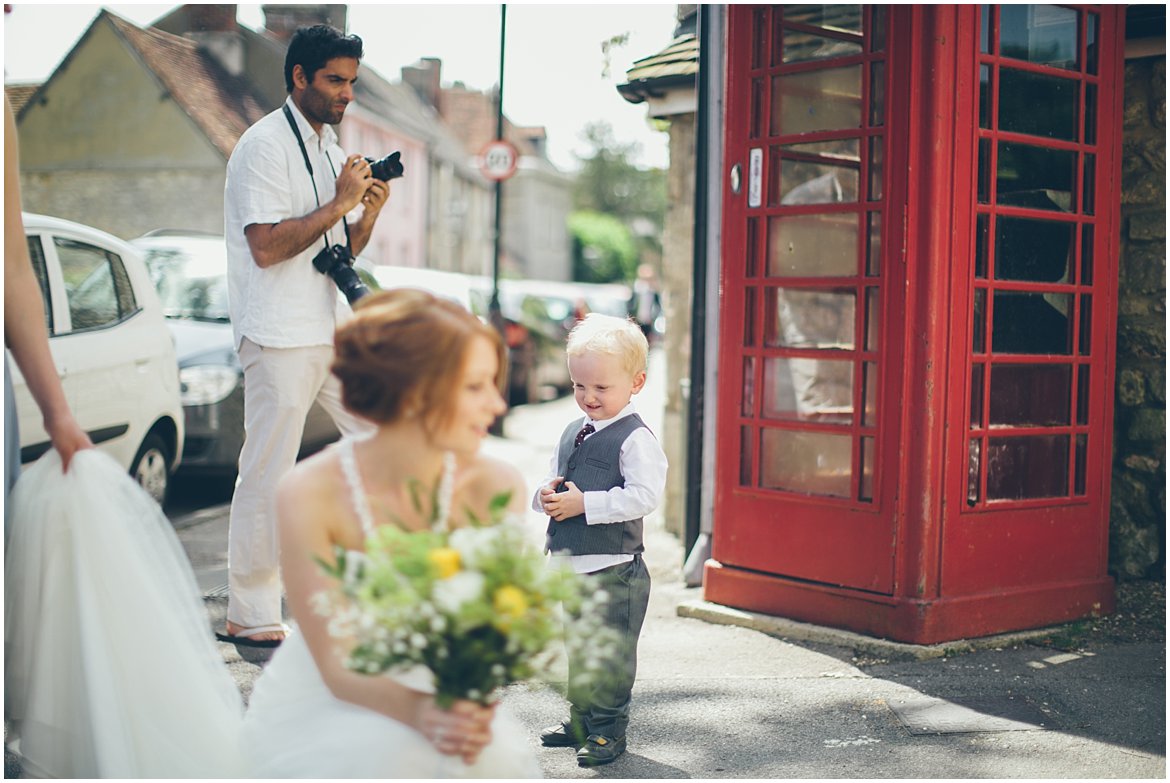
[360,179,389,218]
[333,154,373,214]
[540,477,585,521]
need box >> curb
[677,598,1069,661]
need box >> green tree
[570,121,666,283]
[567,211,638,284]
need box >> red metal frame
[707,5,1122,644]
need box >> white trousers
[227,338,371,629]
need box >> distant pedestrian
[534,313,667,766]
[627,263,662,341]
[220,24,388,655]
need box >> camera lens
[365,152,404,182]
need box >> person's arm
[276,458,493,763]
[244,153,373,269]
[3,104,92,471]
[581,428,667,524]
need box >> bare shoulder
[453,452,528,519]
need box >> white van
[10,213,184,504]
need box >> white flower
[432,571,485,613]
[430,615,447,633]
[447,526,500,568]
[410,633,428,649]
[491,664,506,677]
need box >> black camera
[312,244,369,305]
[365,151,404,182]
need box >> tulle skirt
[244,629,543,778]
[4,449,247,778]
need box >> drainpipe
[683,4,721,584]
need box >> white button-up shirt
[224,98,350,350]
[533,402,668,574]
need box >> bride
[5,288,541,778]
[241,288,541,777]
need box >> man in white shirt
[220,24,388,653]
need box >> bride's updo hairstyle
[332,288,505,427]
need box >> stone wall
[1111,55,1166,580]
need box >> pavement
[171,350,1165,779]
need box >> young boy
[533,313,667,767]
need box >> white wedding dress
[242,438,541,778]
[5,443,541,779]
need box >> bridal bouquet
[316,493,616,708]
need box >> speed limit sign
[479,140,519,181]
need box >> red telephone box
[705,5,1124,644]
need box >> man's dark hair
[284,24,364,92]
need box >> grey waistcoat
[544,413,648,556]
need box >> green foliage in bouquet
[316,491,616,709]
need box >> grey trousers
[566,555,651,738]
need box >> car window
[142,247,230,321]
[54,237,138,331]
[25,235,54,334]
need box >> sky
[2,2,679,172]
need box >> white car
[11,214,184,504]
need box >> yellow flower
[428,547,461,579]
[493,585,529,630]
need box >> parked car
[132,231,339,478]
[12,214,184,504]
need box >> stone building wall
[1111,55,1166,580]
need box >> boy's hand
[541,478,585,521]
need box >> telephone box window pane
[999,69,1077,141]
[970,364,984,427]
[1079,294,1092,355]
[973,288,987,353]
[1000,5,1078,70]
[768,214,858,277]
[989,364,1071,427]
[996,143,1076,213]
[992,291,1073,355]
[1076,364,1090,425]
[742,356,757,416]
[740,426,754,486]
[760,428,853,498]
[772,66,862,136]
[986,435,1070,500]
[968,439,982,505]
[751,79,765,139]
[864,287,880,351]
[870,61,886,127]
[767,288,856,349]
[752,7,768,68]
[995,217,1073,283]
[1080,224,1094,284]
[1082,153,1096,216]
[784,5,862,33]
[744,287,757,346]
[762,357,854,423]
[860,437,875,501]
[979,65,992,130]
[862,362,878,426]
[1086,13,1099,75]
[776,139,860,206]
[1084,84,1097,145]
[868,136,883,201]
[977,139,992,204]
[866,213,881,276]
[869,6,887,52]
[746,217,759,277]
[975,216,989,279]
[782,29,862,64]
[979,5,991,54]
[1074,434,1088,495]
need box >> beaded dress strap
[339,439,377,540]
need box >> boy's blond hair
[565,313,649,378]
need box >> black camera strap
[283,103,352,254]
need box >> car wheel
[131,433,171,506]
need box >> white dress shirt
[532,402,668,574]
[224,97,354,351]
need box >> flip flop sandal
[215,623,290,664]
